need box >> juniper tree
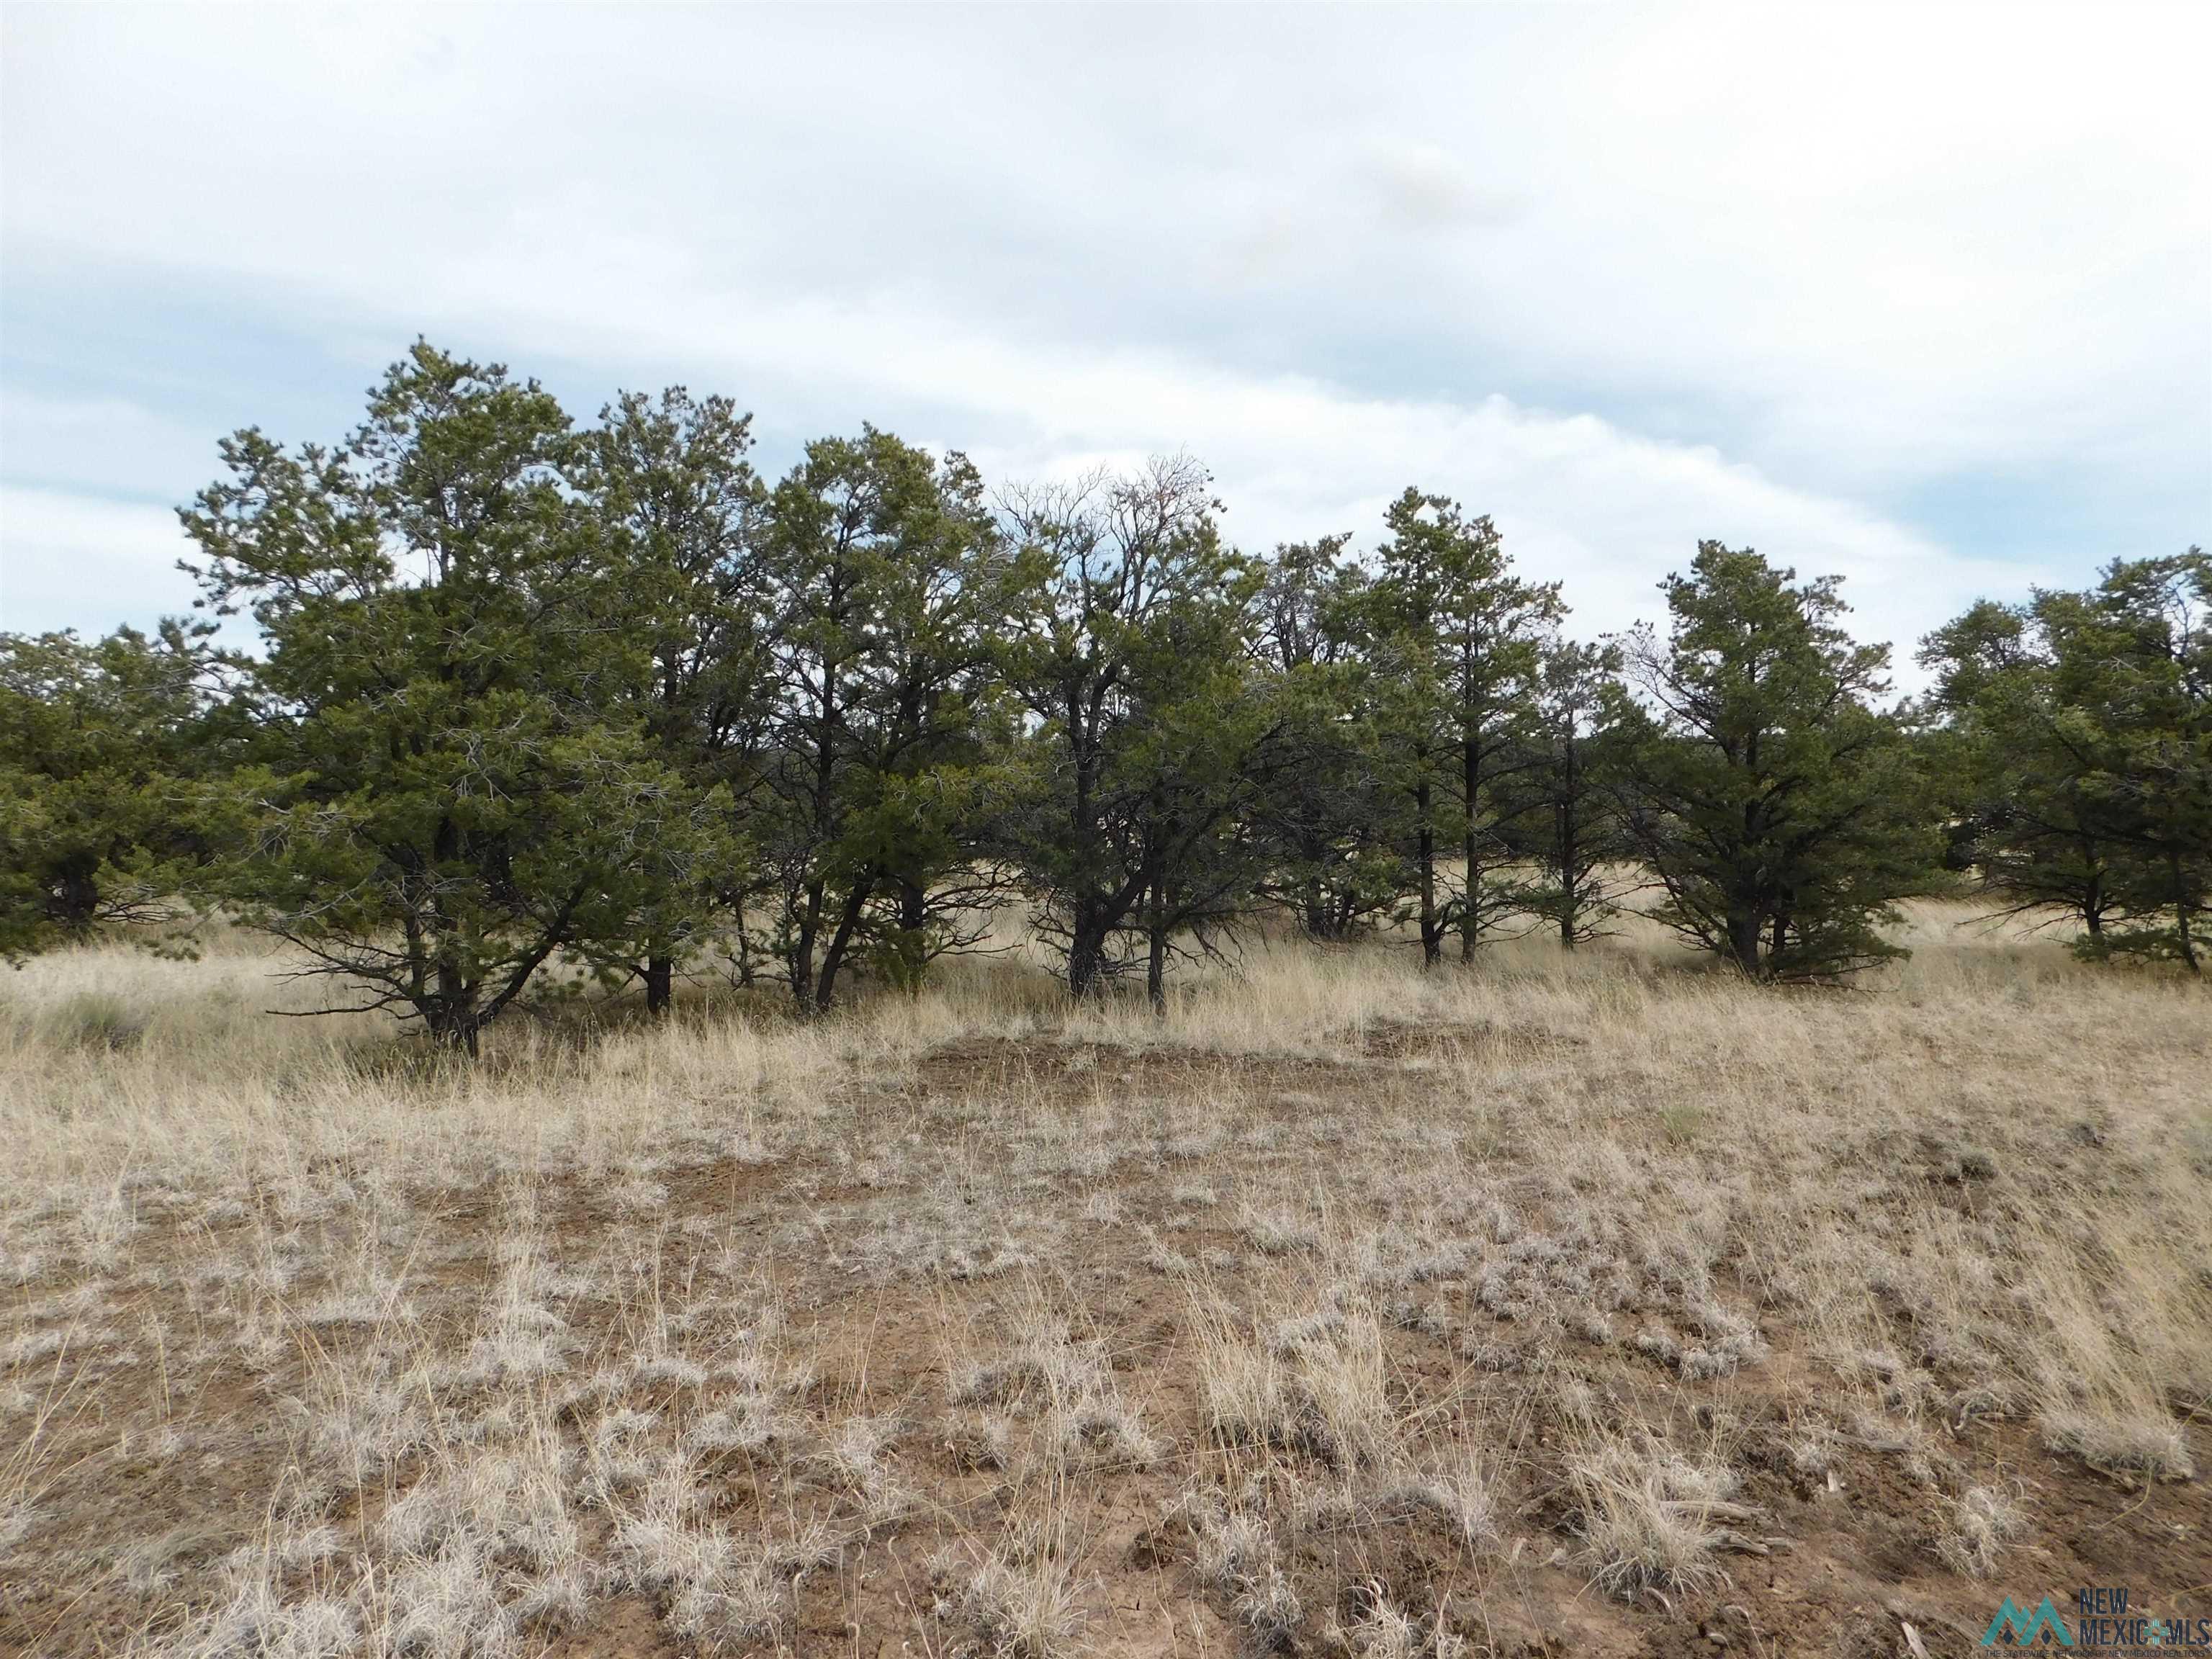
[998,457,1269,1001]
[0,621,221,961]
[1918,598,2123,938]
[1251,536,1401,940]
[580,386,771,1014]
[2067,551,2208,971]
[1615,542,1937,981]
[181,342,698,1054]
[828,444,1034,996]
[759,429,1028,1012]
[1920,552,2209,969]
[1516,636,1629,947]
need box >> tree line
[4,344,2204,1050]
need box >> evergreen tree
[2068,552,2209,971]
[1251,536,1402,940]
[580,386,770,1014]
[0,621,220,961]
[758,429,1026,1012]
[999,458,1269,1001]
[1920,552,2209,969]
[1516,636,1629,947]
[1616,542,1937,981]
[181,342,698,1054]
[1919,598,2123,938]
[1364,488,1560,966]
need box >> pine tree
[1920,552,2208,969]
[1518,636,1629,947]
[758,429,1028,1012]
[1919,598,2123,938]
[1251,536,1402,940]
[999,458,1269,1001]
[1364,488,1560,966]
[0,621,220,961]
[1616,543,1937,981]
[181,343,697,1054]
[580,386,770,1014]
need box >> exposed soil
[3,1015,2206,1659]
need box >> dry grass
[1,902,2207,1655]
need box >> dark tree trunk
[1555,739,1579,947]
[1146,879,1169,1016]
[733,911,757,986]
[1728,912,1764,978]
[424,989,480,1058]
[2171,851,2200,974]
[47,865,100,932]
[1302,876,1330,942]
[1068,899,1113,1000]
[814,881,873,1014]
[644,955,674,1017]
[891,877,929,992]
[1461,732,1481,964]
[1416,780,1442,968]
[790,881,823,1011]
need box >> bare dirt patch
[2,919,2207,1656]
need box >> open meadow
[0,907,2206,1658]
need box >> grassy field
[1,905,2206,1658]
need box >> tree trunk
[1146,881,1169,1016]
[1461,733,1481,964]
[1556,740,1579,947]
[814,881,873,1014]
[1068,901,1112,1000]
[733,911,757,986]
[1416,781,1441,968]
[790,881,823,1012]
[47,863,99,932]
[1727,912,1764,978]
[644,954,674,1017]
[2172,851,2200,974]
[893,878,929,992]
[423,986,480,1058]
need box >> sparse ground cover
[1,905,2206,1658]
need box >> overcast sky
[3,3,2206,680]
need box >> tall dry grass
[1,902,2205,1654]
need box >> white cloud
[0,2,2200,658]
[0,487,198,636]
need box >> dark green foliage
[758,428,1032,1012]
[1614,544,1940,981]
[181,343,706,1053]
[1361,489,1563,966]
[1250,536,1405,940]
[1922,550,2208,970]
[580,386,771,1012]
[0,620,220,961]
[1515,636,1631,947]
[12,336,2186,1050]
[997,458,1273,1004]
